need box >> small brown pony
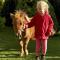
[10,10,35,56]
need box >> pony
[10,10,35,56]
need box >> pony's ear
[10,13,14,17]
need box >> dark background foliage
[0,0,60,30]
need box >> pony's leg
[20,40,24,56]
[18,30,22,39]
[24,37,30,56]
[24,29,30,55]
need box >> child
[26,1,54,60]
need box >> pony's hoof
[25,50,28,56]
[20,51,24,57]
[20,52,24,57]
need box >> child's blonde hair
[37,0,49,13]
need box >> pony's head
[10,10,29,39]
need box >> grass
[0,27,60,60]
[0,27,19,50]
[47,36,60,56]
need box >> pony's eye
[20,15,22,17]
[20,23,22,25]
[20,15,21,17]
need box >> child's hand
[49,32,52,36]
[45,31,51,36]
[25,24,28,29]
[46,29,55,36]
[50,30,55,36]
[46,31,55,36]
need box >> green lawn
[0,25,60,60]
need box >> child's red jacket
[28,12,54,39]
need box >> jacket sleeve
[48,15,54,32]
[28,15,36,28]
[46,15,54,36]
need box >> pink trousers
[35,38,48,56]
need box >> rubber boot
[41,55,46,60]
[36,56,40,60]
